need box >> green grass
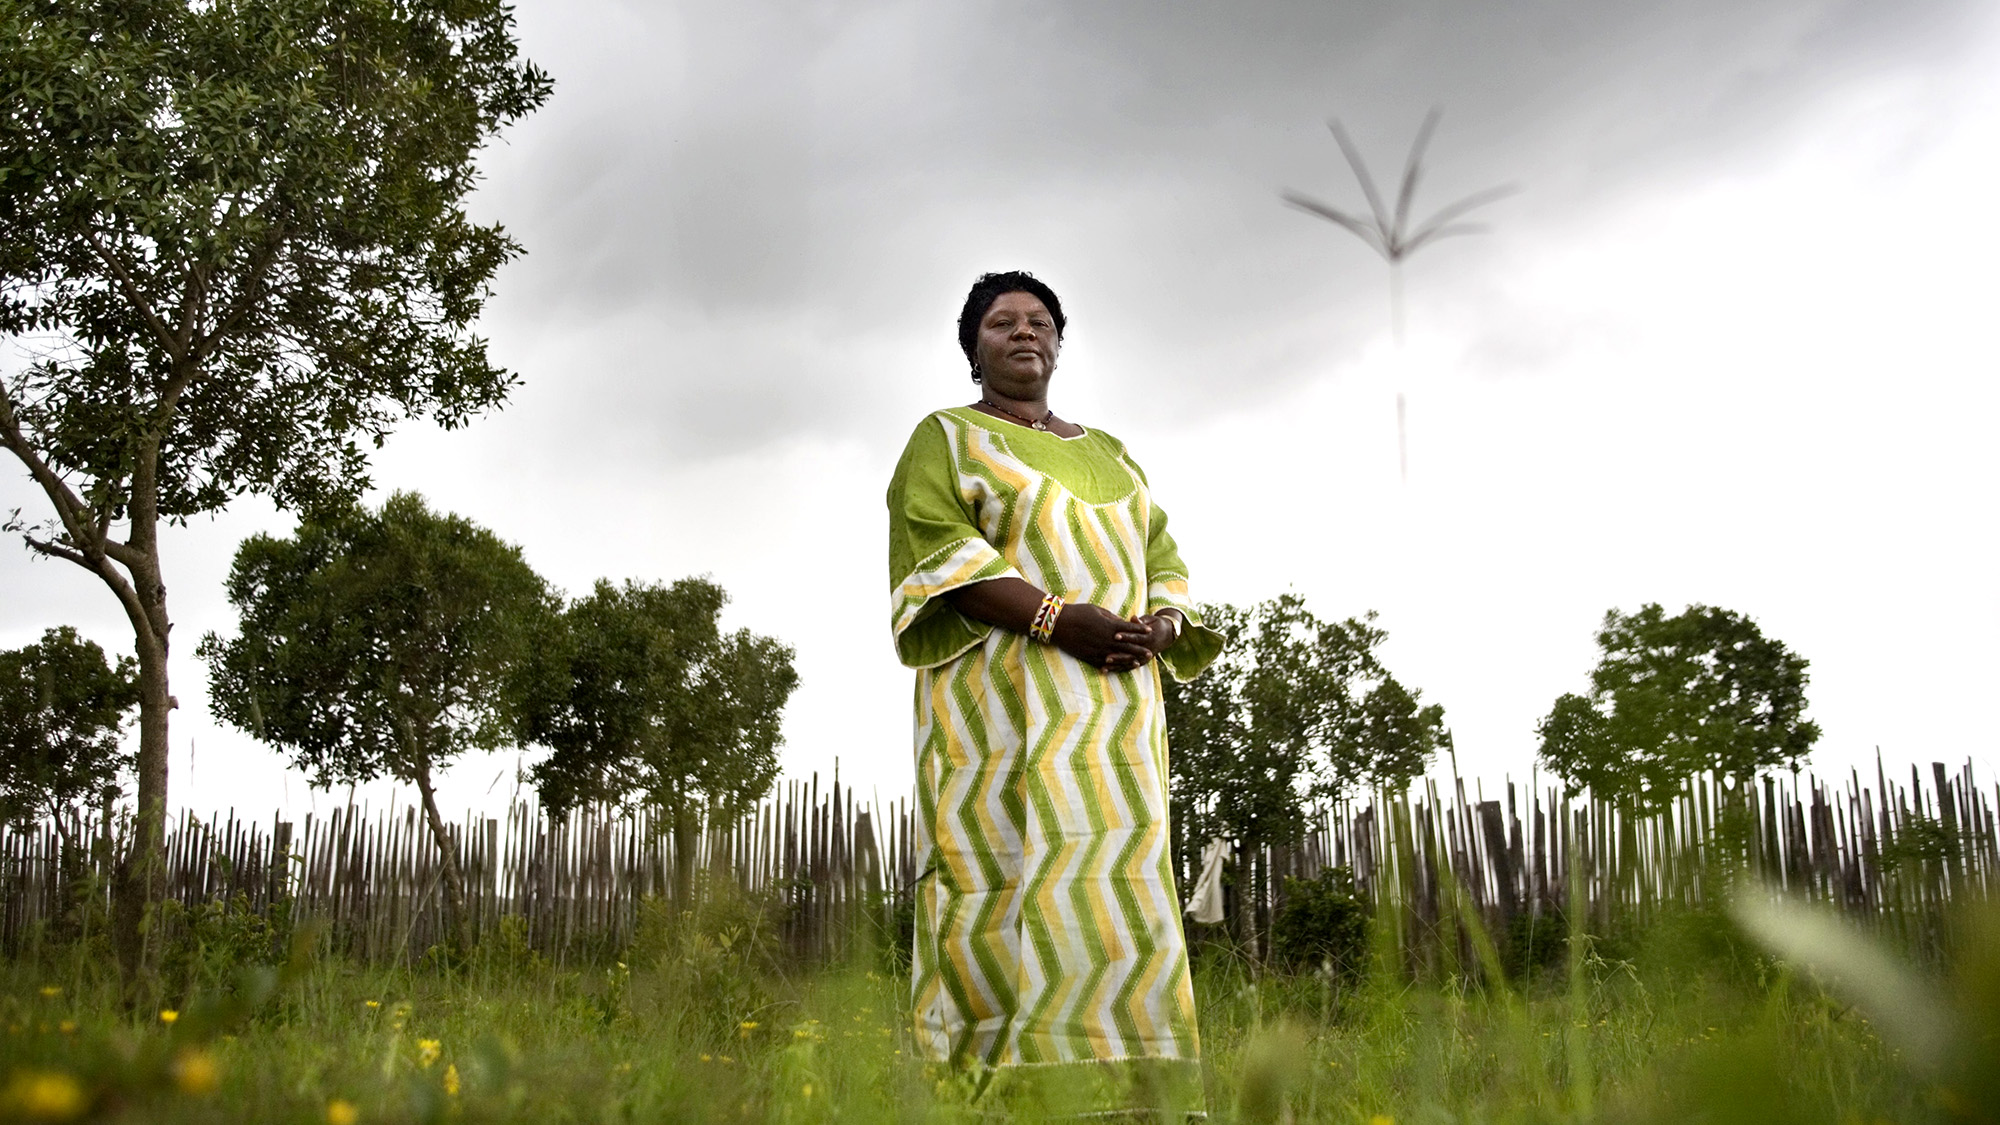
[2,896,1993,1123]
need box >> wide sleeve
[887,415,1024,669]
[1142,494,1226,683]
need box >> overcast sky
[5,0,1997,824]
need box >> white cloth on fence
[1183,836,1229,924]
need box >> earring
[970,362,983,384]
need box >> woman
[887,271,1224,1116]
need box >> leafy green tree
[1536,603,1820,810]
[520,578,799,905]
[0,626,140,835]
[1346,675,1452,790]
[0,0,550,968]
[1166,594,1447,944]
[200,492,555,949]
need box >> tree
[0,626,140,836]
[0,0,551,970]
[1165,594,1447,947]
[1346,675,1452,789]
[520,578,799,906]
[1536,603,1820,811]
[200,492,555,949]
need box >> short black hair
[957,271,1067,369]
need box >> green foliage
[864,889,918,977]
[1165,595,1447,856]
[0,0,552,518]
[157,894,294,1002]
[519,578,798,825]
[1731,893,2000,1123]
[0,626,138,824]
[1880,812,1961,869]
[199,492,553,948]
[1269,867,1368,979]
[624,886,789,1049]
[1501,907,1570,983]
[201,491,553,789]
[1538,603,1820,810]
[5,898,1995,1123]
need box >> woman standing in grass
[887,270,1224,1117]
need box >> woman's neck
[968,394,1085,438]
[980,391,1049,420]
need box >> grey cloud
[454,0,1989,463]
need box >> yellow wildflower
[442,1065,460,1097]
[416,1039,441,1068]
[159,1009,179,1025]
[365,1000,380,1010]
[6,1070,85,1120]
[38,986,60,999]
[174,1048,221,1096]
[1370,1117,1395,1125]
[802,1083,814,1098]
[326,1098,359,1125]
[58,1021,76,1035]
[700,1054,713,1063]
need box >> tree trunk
[672,807,699,911]
[412,759,472,952]
[112,492,172,992]
[1229,840,1248,954]
[113,637,170,985]
[3,380,174,990]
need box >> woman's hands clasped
[939,577,1180,674]
[1052,604,1179,673]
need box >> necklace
[979,397,1055,431]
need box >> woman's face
[975,291,1060,397]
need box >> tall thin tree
[0,0,549,977]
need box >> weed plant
[2,881,1993,1123]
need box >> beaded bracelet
[1029,593,1065,643]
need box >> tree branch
[44,797,81,857]
[22,531,89,568]
[0,372,103,557]
[82,227,183,360]
[189,217,290,363]
[22,526,150,648]
[100,537,146,570]
[179,260,205,346]
[0,376,152,641]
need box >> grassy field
[2,889,1994,1123]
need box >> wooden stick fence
[1242,759,1997,966]
[2,762,1991,966]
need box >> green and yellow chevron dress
[887,406,1224,1108]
